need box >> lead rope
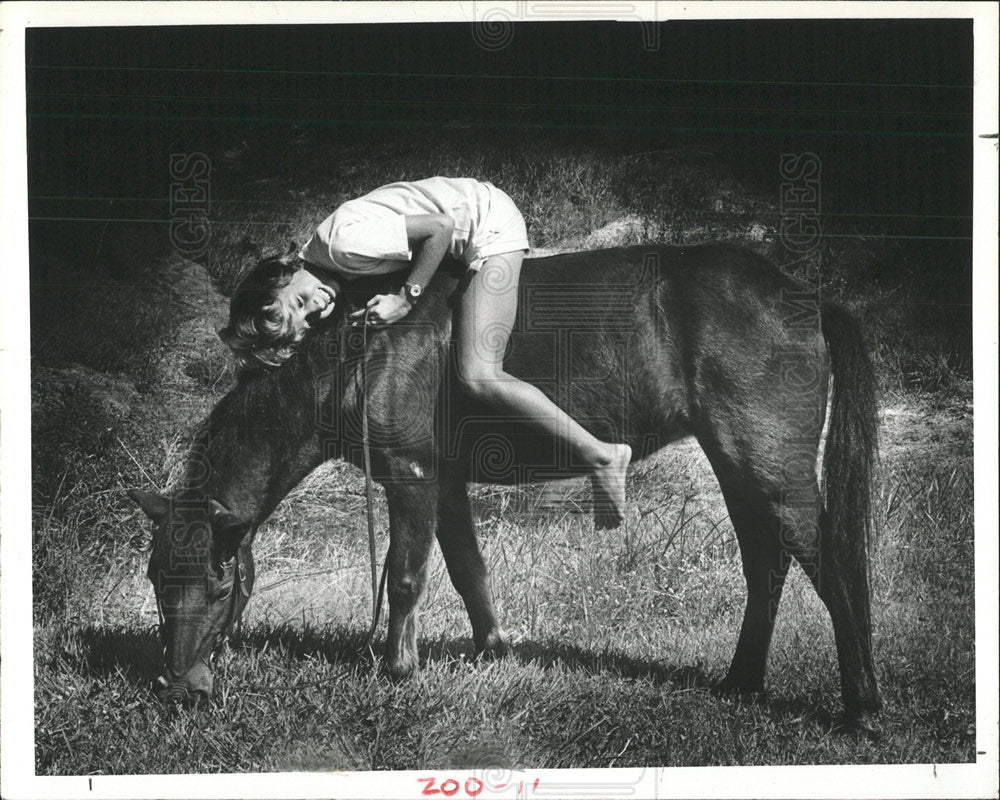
[362,307,389,656]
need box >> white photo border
[1,2,996,799]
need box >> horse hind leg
[699,422,879,729]
[752,482,882,731]
[798,509,882,730]
[701,459,794,699]
[713,508,792,699]
[695,417,823,702]
[435,461,510,659]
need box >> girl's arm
[402,213,455,292]
[348,212,455,325]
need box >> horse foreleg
[383,474,439,679]
[436,463,510,659]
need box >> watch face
[408,283,422,297]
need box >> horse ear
[283,241,300,262]
[127,489,170,522]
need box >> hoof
[476,630,512,661]
[838,709,882,740]
[159,689,210,712]
[386,654,418,681]
[711,675,765,703]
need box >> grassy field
[31,129,974,772]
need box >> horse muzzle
[156,658,214,708]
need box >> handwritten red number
[439,778,459,796]
[418,777,440,795]
[465,778,484,796]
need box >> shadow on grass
[512,639,839,728]
[230,625,842,727]
[61,626,163,685]
[510,638,714,690]
[229,623,715,690]
[64,623,836,728]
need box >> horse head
[129,489,256,707]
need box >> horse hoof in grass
[710,675,766,704]
[838,710,882,740]
[386,654,419,682]
[476,630,512,661]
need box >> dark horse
[129,243,880,728]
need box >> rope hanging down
[362,307,389,651]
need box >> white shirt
[299,177,495,277]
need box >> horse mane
[182,313,347,493]
[180,264,462,495]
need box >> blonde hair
[219,246,306,370]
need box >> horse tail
[820,300,878,569]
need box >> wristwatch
[403,282,423,304]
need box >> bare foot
[591,443,632,529]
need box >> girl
[220,176,631,527]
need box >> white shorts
[465,183,530,271]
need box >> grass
[32,428,975,771]
[30,126,974,772]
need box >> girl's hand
[349,293,412,326]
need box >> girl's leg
[455,251,631,527]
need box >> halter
[208,499,254,652]
[214,546,252,647]
[156,548,247,702]
[154,505,253,669]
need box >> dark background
[26,21,972,232]
[25,19,973,364]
